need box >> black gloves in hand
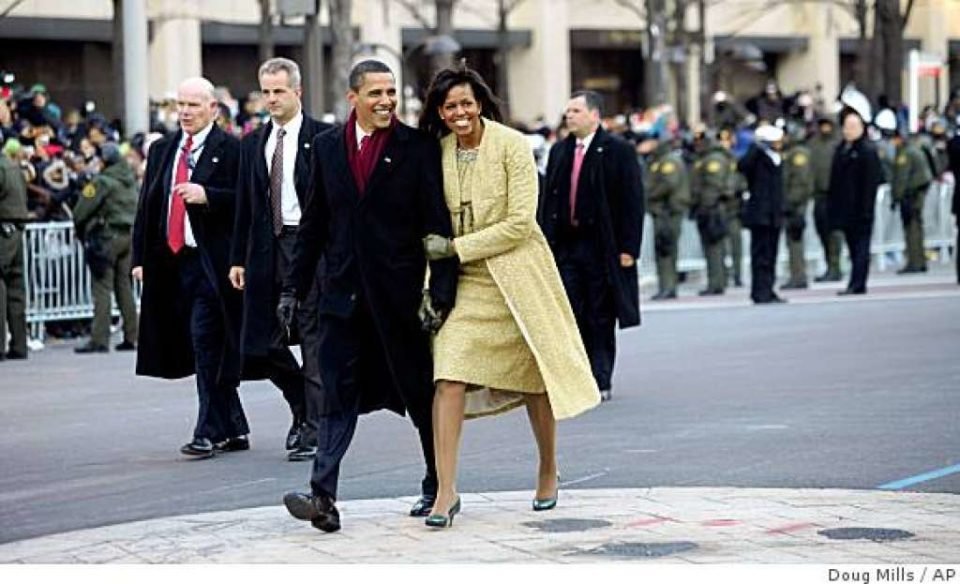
[417,289,447,334]
[276,291,297,334]
[422,234,456,260]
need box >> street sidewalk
[0,487,957,563]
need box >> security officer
[646,134,690,300]
[690,125,730,295]
[781,123,815,289]
[809,116,842,282]
[718,127,745,287]
[1,138,30,360]
[886,124,932,274]
[72,142,139,353]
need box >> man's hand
[276,291,297,336]
[619,253,635,268]
[423,234,456,260]
[173,182,208,205]
[417,289,446,334]
[131,266,143,281]
[229,266,246,290]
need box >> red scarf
[345,109,396,195]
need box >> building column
[777,2,839,105]
[919,0,949,109]
[147,0,202,99]
[122,0,149,137]
[509,0,570,124]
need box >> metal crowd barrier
[21,221,140,343]
[17,182,958,341]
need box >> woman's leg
[433,379,466,515]
[524,393,558,499]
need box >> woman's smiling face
[439,83,482,139]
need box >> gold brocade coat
[440,120,600,420]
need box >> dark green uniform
[72,159,139,349]
[808,130,842,280]
[724,151,746,287]
[646,143,690,299]
[892,141,932,272]
[691,142,731,293]
[0,155,29,359]
[782,143,815,287]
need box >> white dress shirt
[578,130,597,153]
[264,111,304,226]
[168,122,214,248]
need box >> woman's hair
[418,62,504,138]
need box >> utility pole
[121,0,149,137]
[304,0,326,117]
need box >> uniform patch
[660,162,676,174]
[792,153,808,167]
[707,160,722,173]
[896,154,907,166]
[82,183,97,199]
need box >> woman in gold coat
[418,66,600,528]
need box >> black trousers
[176,250,249,441]
[261,231,307,422]
[955,218,959,284]
[749,225,780,302]
[843,224,873,293]
[555,232,616,392]
[295,260,323,448]
[309,300,437,500]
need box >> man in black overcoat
[229,58,332,461]
[738,124,786,304]
[132,77,248,458]
[539,90,643,403]
[948,118,960,284]
[279,61,458,532]
[828,107,884,295]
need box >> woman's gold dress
[433,146,545,418]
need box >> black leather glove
[276,291,297,337]
[417,289,447,334]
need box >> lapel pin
[384,157,392,163]
[304,143,310,149]
[212,156,219,163]
[597,147,604,153]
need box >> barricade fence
[18,183,958,341]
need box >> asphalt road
[1,287,958,544]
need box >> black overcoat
[539,128,644,328]
[230,115,332,355]
[132,125,244,380]
[827,137,883,231]
[738,144,785,229]
[286,122,458,416]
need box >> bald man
[132,77,250,458]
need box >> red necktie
[569,142,585,226]
[167,135,193,254]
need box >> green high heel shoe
[425,496,461,528]
[533,475,559,511]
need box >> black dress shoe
[5,350,27,360]
[599,389,612,402]
[837,288,866,296]
[215,435,250,452]
[780,281,807,290]
[180,437,215,458]
[698,288,724,296]
[115,341,137,351]
[74,342,109,354]
[409,494,436,517]
[283,492,341,532]
[285,420,303,451]
[287,444,317,461]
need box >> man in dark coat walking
[540,90,643,402]
[229,58,332,461]
[948,117,960,284]
[132,77,249,458]
[738,124,787,304]
[828,107,884,295]
[279,61,458,532]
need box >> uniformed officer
[72,142,139,353]
[781,124,815,289]
[645,135,690,300]
[690,126,730,295]
[888,127,933,273]
[718,127,745,287]
[0,138,30,360]
[809,116,842,282]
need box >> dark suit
[132,124,248,442]
[286,121,457,501]
[540,128,643,393]
[948,134,960,283]
[828,137,883,293]
[231,115,332,442]
[738,144,785,303]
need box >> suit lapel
[326,126,360,201]
[190,125,224,185]
[293,119,314,204]
[255,121,271,200]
